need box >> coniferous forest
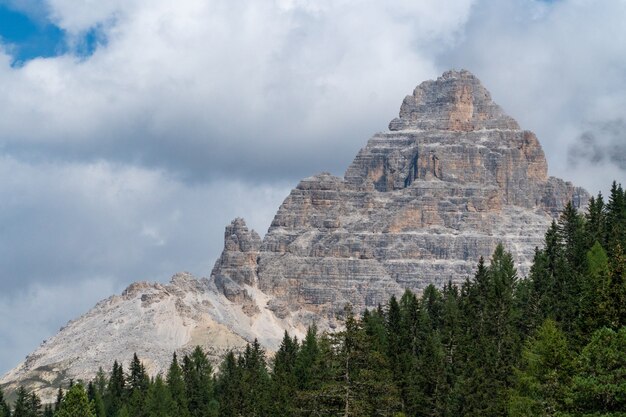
[1,181,626,417]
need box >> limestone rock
[1,69,589,401]
[211,218,261,315]
[1,273,301,403]
[258,69,588,315]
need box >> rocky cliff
[1,70,588,401]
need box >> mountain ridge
[1,69,588,401]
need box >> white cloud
[2,0,626,375]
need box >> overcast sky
[1,0,625,375]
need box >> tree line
[1,181,625,417]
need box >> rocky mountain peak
[389,69,520,132]
[210,218,261,314]
[1,70,590,402]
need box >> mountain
[1,70,588,401]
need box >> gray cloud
[568,120,626,171]
[2,0,626,375]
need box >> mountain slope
[1,70,588,401]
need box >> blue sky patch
[0,4,102,65]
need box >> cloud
[2,0,626,375]
[568,120,626,171]
[0,155,290,374]
[0,156,290,290]
[437,0,626,194]
[0,0,474,183]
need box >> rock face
[1,272,301,403]
[1,69,588,400]
[258,70,587,315]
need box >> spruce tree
[11,387,29,417]
[166,352,189,417]
[0,387,10,417]
[145,375,176,417]
[54,387,63,412]
[126,353,148,417]
[26,392,41,417]
[294,324,320,391]
[183,347,218,417]
[239,340,271,417]
[56,384,95,417]
[105,361,125,416]
[508,319,573,417]
[87,381,106,417]
[215,351,242,417]
[568,327,626,414]
[270,331,299,417]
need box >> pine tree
[145,375,176,417]
[26,392,41,417]
[87,381,106,417]
[459,245,521,417]
[166,352,189,417]
[94,367,107,398]
[585,193,606,247]
[127,353,148,417]
[41,405,52,417]
[294,324,320,391]
[12,387,29,417]
[0,387,10,417]
[105,361,125,417]
[568,327,626,414]
[215,351,242,417]
[183,347,218,417]
[270,331,299,417]
[508,319,573,417]
[239,340,271,417]
[579,242,613,335]
[55,384,95,417]
[606,181,626,255]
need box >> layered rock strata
[2,69,588,401]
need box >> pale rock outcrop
[1,70,588,401]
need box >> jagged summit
[2,70,589,402]
[389,69,520,132]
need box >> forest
[1,181,625,417]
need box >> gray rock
[2,69,589,401]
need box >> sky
[0,0,625,375]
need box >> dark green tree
[56,384,95,417]
[166,352,189,417]
[508,319,573,417]
[270,331,299,417]
[215,351,242,417]
[145,375,176,417]
[239,340,271,417]
[105,361,125,417]
[54,387,63,412]
[568,327,626,415]
[294,324,320,391]
[0,387,10,417]
[87,381,106,417]
[182,347,218,417]
[11,387,28,417]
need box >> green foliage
[166,353,189,417]
[8,180,624,417]
[182,347,218,417]
[56,384,95,417]
[0,387,10,417]
[145,375,176,417]
[508,319,573,416]
[105,361,124,417]
[567,327,626,415]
